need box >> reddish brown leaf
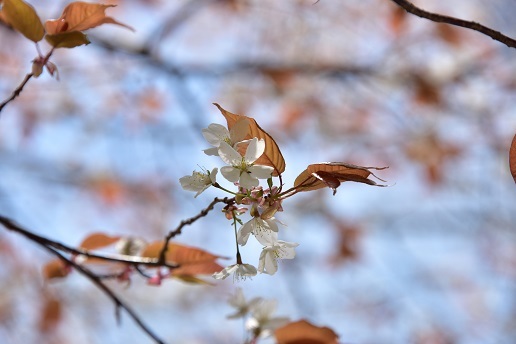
[141,241,222,265]
[389,6,407,36]
[214,103,286,176]
[435,24,462,46]
[170,260,223,276]
[172,275,214,285]
[79,233,120,250]
[38,294,61,332]
[42,259,70,280]
[294,162,387,195]
[510,133,516,184]
[44,1,133,35]
[413,75,441,106]
[275,319,339,344]
[405,133,461,185]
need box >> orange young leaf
[214,103,286,176]
[44,1,133,35]
[275,319,339,344]
[294,162,387,195]
[79,232,120,250]
[1,0,44,42]
[172,275,214,285]
[170,260,224,276]
[38,294,61,332]
[42,259,70,280]
[45,31,90,48]
[510,133,516,184]
[141,241,223,265]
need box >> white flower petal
[221,166,240,183]
[258,249,278,275]
[239,172,259,189]
[237,263,258,278]
[276,241,298,259]
[249,165,274,179]
[213,264,238,280]
[244,138,265,163]
[203,147,219,156]
[265,218,279,232]
[202,124,229,146]
[237,220,254,245]
[254,229,278,246]
[218,141,243,166]
[209,168,218,183]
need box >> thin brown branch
[0,215,165,343]
[158,197,234,264]
[45,247,165,344]
[389,0,516,49]
[0,215,177,269]
[0,73,34,113]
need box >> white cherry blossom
[179,168,217,197]
[202,119,249,156]
[213,263,257,281]
[245,299,290,338]
[218,138,274,189]
[226,287,262,319]
[237,217,279,246]
[258,236,299,275]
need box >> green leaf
[1,0,45,42]
[45,31,90,48]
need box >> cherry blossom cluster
[179,120,298,281]
[226,288,289,340]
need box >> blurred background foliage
[0,0,515,343]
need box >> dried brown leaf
[170,260,223,276]
[44,1,133,35]
[294,162,387,195]
[510,133,516,184]
[79,232,120,250]
[38,294,61,332]
[141,241,222,265]
[275,319,339,344]
[214,103,286,176]
[42,259,70,280]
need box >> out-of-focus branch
[0,215,165,344]
[0,73,34,113]
[49,248,165,343]
[0,215,177,269]
[145,0,217,52]
[0,49,54,114]
[157,197,234,264]
[389,0,516,48]
[92,35,374,78]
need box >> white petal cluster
[226,287,262,319]
[202,118,249,156]
[245,299,290,338]
[218,138,274,189]
[179,168,217,197]
[258,236,298,275]
[226,289,289,339]
[213,263,257,281]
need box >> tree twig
[158,197,234,264]
[0,73,34,113]
[389,0,516,49]
[0,215,165,343]
[45,247,166,343]
[0,215,178,268]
